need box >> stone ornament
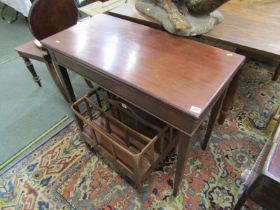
[135,0,229,36]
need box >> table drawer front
[52,50,201,135]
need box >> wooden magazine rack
[72,88,178,190]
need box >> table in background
[108,0,280,123]
[41,14,245,195]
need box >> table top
[207,0,280,60]
[42,14,244,120]
[109,0,280,60]
[15,40,45,62]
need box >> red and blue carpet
[0,60,279,209]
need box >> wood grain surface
[207,0,280,59]
[41,14,245,119]
[109,0,280,59]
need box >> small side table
[15,41,69,101]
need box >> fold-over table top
[42,14,245,119]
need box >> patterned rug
[0,60,279,210]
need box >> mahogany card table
[41,14,245,196]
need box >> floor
[0,4,91,164]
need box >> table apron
[50,50,225,136]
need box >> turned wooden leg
[201,90,226,150]
[173,132,192,196]
[218,70,242,124]
[22,57,41,87]
[272,63,280,81]
[43,53,69,102]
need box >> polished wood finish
[110,0,280,60]
[201,90,226,150]
[41,14,245,195]
[108,0,280,124]
[206,0,280,60]
[207,0,280,84]
[15,41,45,62]
[15,41,68,101]
[28,0,78,40]
[42,14,244,123]
[218,65,242,124]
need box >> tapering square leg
[218,71,241,124]
[272,63,280,81]
[173,132,192,196]
[43,52,69,102]
[201,90,226,150]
